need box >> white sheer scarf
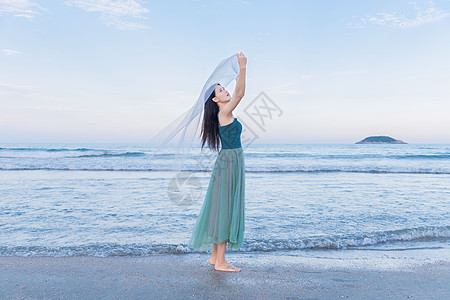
[147,53,240,174]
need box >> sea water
[0,143,449,268]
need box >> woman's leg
[214,241,241,272]
[209,243,218,265]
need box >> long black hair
[200,84,221,153]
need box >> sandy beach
[1,252,449,299]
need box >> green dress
[188,111,245,250]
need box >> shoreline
[1,253,449,299]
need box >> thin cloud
[65,0,150,30]
[2,49,23,56]
[0,82,33,95]
[331,69,369,76]
[351,0,450,29]
[0,0,47,19]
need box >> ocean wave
[70,152,146,158]
[244,153,450,160]
[0,166,448,174]
[0,152,178,159]
[2,147,449,160]
[1,226,448,257]
[394,154,450,159]
[0,147,98,152]
[241,225,450,252]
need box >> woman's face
[213,84,231,103]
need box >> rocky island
[356,136,407,144]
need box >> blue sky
[1,0,449,144]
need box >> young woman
[188,52,247,272]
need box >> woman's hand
[236,52,247,69]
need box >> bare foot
[214,262,241,272]
[209,255,216,265]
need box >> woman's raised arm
[221,52,247,115]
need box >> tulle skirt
[188,147,245,250]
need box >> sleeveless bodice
[218,111,242,149]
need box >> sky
[1,0,449,144]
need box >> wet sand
[1,253,449,299]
